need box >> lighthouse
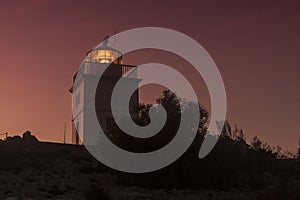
[70,37,140,145]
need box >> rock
[22,131,32,138]
[22,131,39,145]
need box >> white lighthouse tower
[70,38,140,145]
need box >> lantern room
[86,43,122,64]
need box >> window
[75,93,80,107]
[89,49,122,64]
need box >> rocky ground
[0,170,254,200]
[0,133,281,199]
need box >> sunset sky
[0,0,299,151]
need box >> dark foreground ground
[0,136,299,200]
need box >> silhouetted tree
[251,136,262,150]
[108,89,208,153]
[297,138,300,159]
[155,90,209,135]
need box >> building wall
[71,77,84,145]
[71,63,140,145]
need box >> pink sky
[0,0,299,151]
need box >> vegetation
[0,90,299,199]
[108,90,300,196]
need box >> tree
[109,90,209,152]
[157,90,209,133]
[251,136,262,150]
[298,138,300,159]
[137,89,209,135]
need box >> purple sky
[0,0,299,151]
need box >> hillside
[0,132,299,200]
